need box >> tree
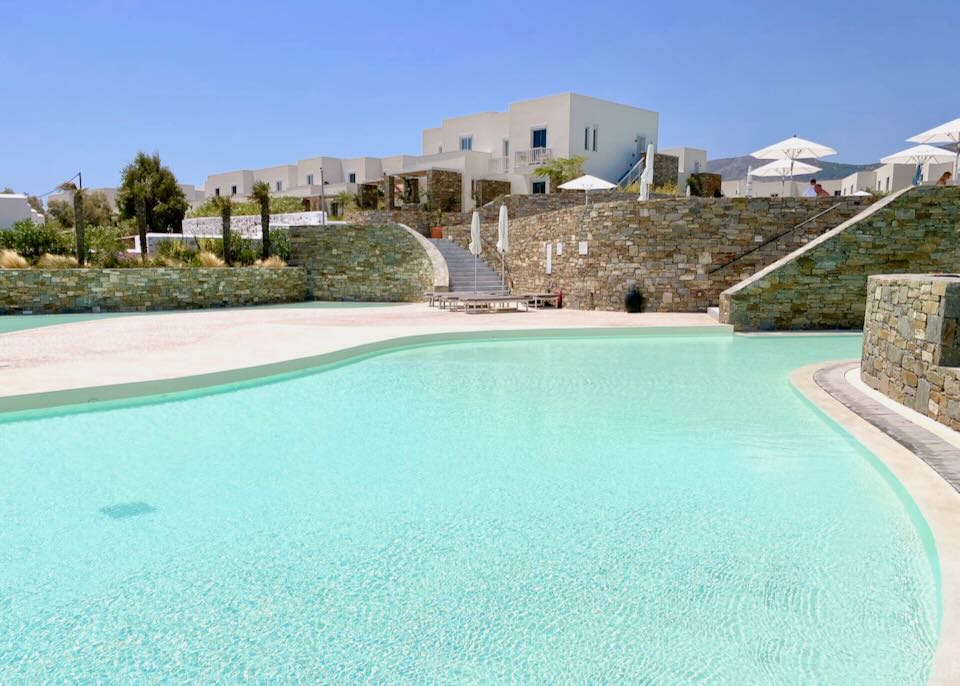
[58,182,86,265]
[117,152,188,233]
[532,156,587,191]
[250,180,271,259]
[48,190,115,228]
[212,195,232,265]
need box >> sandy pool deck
[0,304,724,407]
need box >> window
[214,188,220,197]
[834,190,841,196]
[532,181,546,194]
[592,125,598,152]
[459,136,473,151]
[275,181,282,191]
[502,139,510,157]
[532,128,547,149]
[231,185,237,195]
[348,172,356,183]
[584,126,590,150]
[306,174,314,185]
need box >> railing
[616,158,646,191]
[514,148,553,167]
[707,203,844,275]
[488,157,509,174]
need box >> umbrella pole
[501,252,505,289]
[955,144,959,186]
[474,254,478,293]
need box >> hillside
[707,155,878,181]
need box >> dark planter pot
[625,286,643,313]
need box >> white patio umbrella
[638,143,655,201]
[907,119,960,185]
[749,159,822,197]
[751,135,836,196]
[881,144,957,186]
[496,204,508,288]
[469,210,482,293]
[558,174,616,205]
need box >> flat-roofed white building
[202,93,661,211]
[0,193,44,227]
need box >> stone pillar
[384,174,395,210]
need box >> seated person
[936,171,953,186]
[815,183,831,197]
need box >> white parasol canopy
[882,144,957,186]
[559,174,616,205]
[907,120,959,186]
[880,144,956,165]
[469,210,482,292]
[557,174,616,191]
[749,159,823,177]
[750,159,822,196]
[751,136,836,196]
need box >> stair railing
[707,203,844,276]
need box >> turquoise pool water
[0,334,939,684]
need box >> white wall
[0,194,37,228]
[873,163,915,193]
[253,165,298,193]
[296,156,344,185]
[660,147,707,174]
[568,93,659,184]
[421,111,509,156]
[205,170,254,198]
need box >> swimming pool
[0,334,939,683]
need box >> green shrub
[0,220,72,259]
[156,238,197,262]
[187,196,305,218]
[85,225,126,266]
[271,229,290,261]
[193,233,257,266]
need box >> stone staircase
[430,239,507,294]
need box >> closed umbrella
[638,143,655,201]
[746,164,754,198]
[469,210,482,293]
[881,143,958,185]
[908,118,960,185]
[496,204,509,289]
[749,159,822,197]
[751,135,836,196]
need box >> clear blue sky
[1,0,955,196]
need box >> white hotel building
[203,93,660,211]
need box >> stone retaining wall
[444,196,870,311]
[862,274,960,430]
[0,267,306,314]
[720,186,960,330]
[288,223,433,301]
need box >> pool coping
[791,361,960,685]
[0,325,730,419]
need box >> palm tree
[212,195,233,265]
[250,180,271,259]
[58,181,85,266]
[333,191,354,219]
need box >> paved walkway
[0,304,723,404]
[814,361,960,493]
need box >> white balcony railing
[514,147,553,168]
[488,157,510,174]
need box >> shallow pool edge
[790,361,960,686]
[0,326,730,421]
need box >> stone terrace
[444,196,871,312]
